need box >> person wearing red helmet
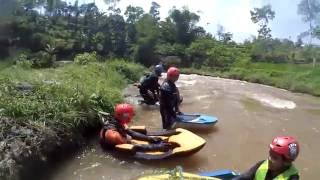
[99,103,177,151]
[233,136,300,180]
[159,67,182,129]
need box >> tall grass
[0,60,145,130]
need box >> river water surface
[49,74,320,180]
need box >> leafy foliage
[250,5,275,39]
[74,51,98,65]
[0,60,144,129]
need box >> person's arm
[175,88,181,113]
[151,76,159,95]
[232,160,264,180]
[126,128,161,143]
[156,83,160,97]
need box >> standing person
[138,64,164,105]
[159,67,181,129]
[233,136,300,180]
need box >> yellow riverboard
[115,128,206,160]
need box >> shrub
[74,52,98,65]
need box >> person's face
[268,150,285,171]
[172,74,180,82]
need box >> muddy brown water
[48,74,320,180]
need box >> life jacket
[100,118,127,147]
[255,160,299,180]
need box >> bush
[74,52,98,65]
[14,53,32,69]
[161,56,182,68]
[108,60,146,83]
[31,51,56,68]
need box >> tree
[149,1,160,21]
[298,0,320,42]
[124,6,144,45]
[250,4,275,39]
[168,7,201,45]
[185,37,215,67]
[298,0,320,67]
[124,5,144,24]
[159,18,176,44]
[216,24,233,43]
[103,0,120,10]
[108,14,127,56]
[0,0,19,16]
[295,37,303,48]
[133,14,159,65]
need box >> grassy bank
[0,60,145,179]
[182,63,320,96]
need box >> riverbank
[0,60,145,179]
[182,63,320,96]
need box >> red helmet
[167,67,180,80]
[269,136,299,162]
[114,103,134,125]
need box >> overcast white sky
[66,0,309,42]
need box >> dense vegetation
[1,0,320,67]
[0,58,145,179]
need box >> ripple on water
[177,80,197,86]
[195,95,210,100]
[249,93,296,109]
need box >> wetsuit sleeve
[232,160,264,180]
[156,81,160,95]
[126,128,153,141]
[175,88,180,111]
[150,76,159,94]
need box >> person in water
[159,67,182,130]
[138,64,164,105]
[233,136,300,180]
[100,103,177,151]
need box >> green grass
[0,60,145,130]
[182,63,320,96]
[0,60,13,71]
[0,59,145,179]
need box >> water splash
[249,93,296,109]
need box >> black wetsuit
[159,79,180,129]
[139,73,160,105]
[232,160,299,180]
